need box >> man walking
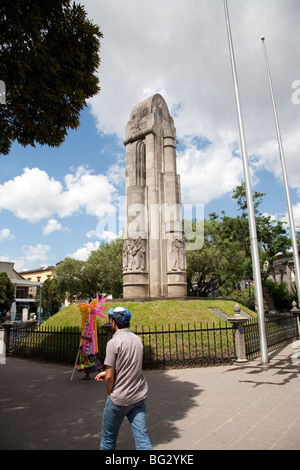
[95,306,152,450]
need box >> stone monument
[123,94,187,298]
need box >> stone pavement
[0,342,300,451]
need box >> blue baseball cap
[112,307,131,326]
[108,308,114,319]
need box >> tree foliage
[0,0,102,155]
[82,238,123,298]
[54,257,84,302]
[186,183,293,311]
[54,239,123,301]
[186,215,246,296]
[0,272,15,312]
[42,277,65,313]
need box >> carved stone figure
[123,237,146,272]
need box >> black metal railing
[6,324,107,366]
[5,315,299,368]
[6,321,235,368]
[135,323,235,368]
[244,315,299,360]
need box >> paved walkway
[1,342,300,450]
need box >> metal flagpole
[261,37,300,309]
[223,0,268,363]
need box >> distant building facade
[19,265,55,284]
[0,261,42,321]
[271,254,296,292]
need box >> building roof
[0,261,42,286]
[0,261,25,280]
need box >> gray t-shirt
[104,328,148,406]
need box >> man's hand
[95,366,115,395]
[95,371,106,382]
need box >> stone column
[123,94,187,299]
[229,304,249,363]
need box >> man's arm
[104,365,115,395]
[95,365,115,396]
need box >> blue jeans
[100,396,152,450]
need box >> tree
[232,184,291,310]
[186,215,245,297]
[42,278,65,313]
[0,272,15,313]
[83,238,123,298]
[0,0,102,155]
[54,238,123,301]
[186,183,292,310]
[263,279,296,312]
[54,257,84,302]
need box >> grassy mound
[43,299,255,329]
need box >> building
[0,261,42,322]
[19,265,55,284]
[272,254,296,292]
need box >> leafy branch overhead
[0,0,103,155]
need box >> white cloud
[5,244,53,272]
[0,168,62,222]
[82,0,300,205]
[177,140,244,204]
[0,228,15,242]
[106,163,125,187]
[98,230,118,242]
[68,241,100,261]
[291,204,300,230]
[43,219,62,236]
[59,165,117,218]
[86,230,97,238]
[0,243,51,272]
[22,243,51,266]
[0,166,117,223]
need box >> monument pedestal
[123,271,149,298]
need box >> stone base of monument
[123,271,149,298]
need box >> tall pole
[261,37,300,309]
[224,0,268,363]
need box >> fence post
[228,304,249,363]
[1,316,14,356]
[290,301,300,338]
[102,322,113,343]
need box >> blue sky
[1,0,300,272]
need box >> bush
[264,280,296,312]
[227,288,256,311]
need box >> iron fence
[135,322,235,368]
[244,315,299,360]
[6,321,235,368]
[6,324,107,366]
[5,315,299,368]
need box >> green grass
[43,299,256,330]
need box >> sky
[1,0,300,273]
